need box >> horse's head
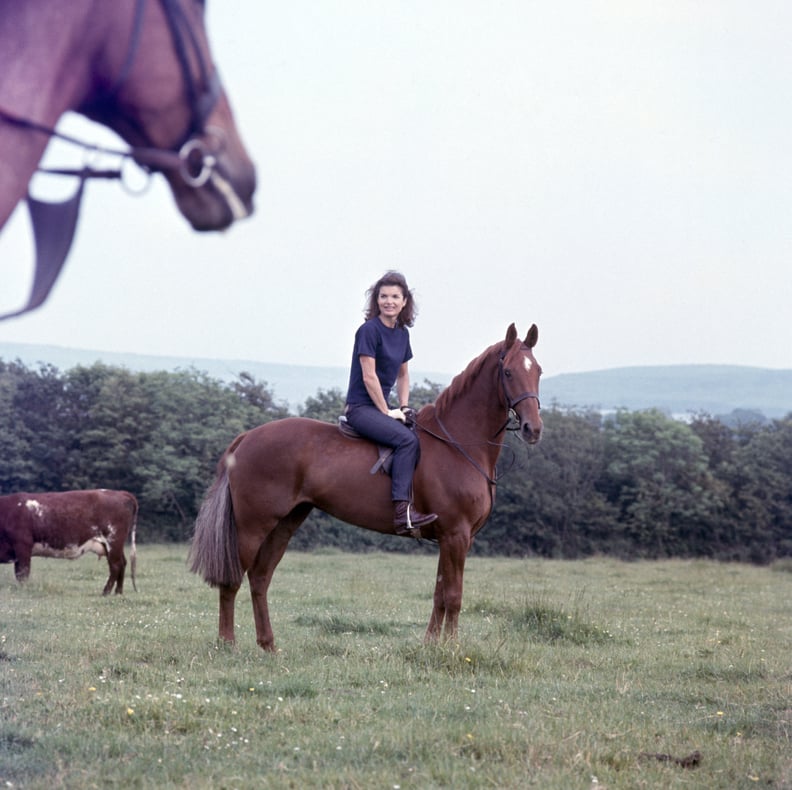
[498,323,543,444]
[81,0,256,230]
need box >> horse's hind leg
[248,505,312,652]
[219,584,240,644]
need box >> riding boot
[393,501,438,536]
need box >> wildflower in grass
[126,707,134,716]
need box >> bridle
[158,0,221,147]
[495,348,541,436]
[415,345,541,487]
[0,0,249,321]
[0,0,225,191]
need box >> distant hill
[0,341,451,413]
[1,342,789,419]
[541,366,791,420]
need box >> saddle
[337,416,394,475]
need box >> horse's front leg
[425,572,445,643]
[218,584,240,644]
[424,531,471,644]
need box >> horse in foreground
[190,324,543,651]
[0,0,256,313]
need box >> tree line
[1,359,789,562]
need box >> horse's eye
[504,369,512,378]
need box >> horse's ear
[505,323,518,347]
[524,324,538,349]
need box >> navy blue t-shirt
[345,317,413,407]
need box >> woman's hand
[387,408,407,422]
[400,406,417,425]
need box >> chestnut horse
[190,324,543,652]
[0,0,256,313]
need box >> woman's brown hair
[363,270,417,328]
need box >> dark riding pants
[345,404,420,502]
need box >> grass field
[1,545,790,789]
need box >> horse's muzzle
[521,419,543,445]
[173,157,256,231]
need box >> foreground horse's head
[498,323,543,444]
[81,0,256,230]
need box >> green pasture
[1,545,790,789]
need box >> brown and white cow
[0,489,137,595]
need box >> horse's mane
[433,340,504,414]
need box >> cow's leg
[14,557,31,583]
[424,529,471,644]
[103,551,127,596]
[13,540,32,583]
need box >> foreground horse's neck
[0,1,100,228]
[430,343,509,460]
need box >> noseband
[498,351,541,411]
[0,0,223,188]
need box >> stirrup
[395,522,421,537]
[394,503,437,536]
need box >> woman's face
[377,285,407,325]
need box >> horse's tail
[188,465,243,589]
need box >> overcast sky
[1,1,790,380]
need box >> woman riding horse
[344,271,438,535]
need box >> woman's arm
[395,362,410,408]
[359,355,390,414]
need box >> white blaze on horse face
[523,357,533,373]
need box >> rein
[0,0,234,321]
[414,349,540,487]
[0,0,224,189]
[0,107,221,189]
[417,414,499,487]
